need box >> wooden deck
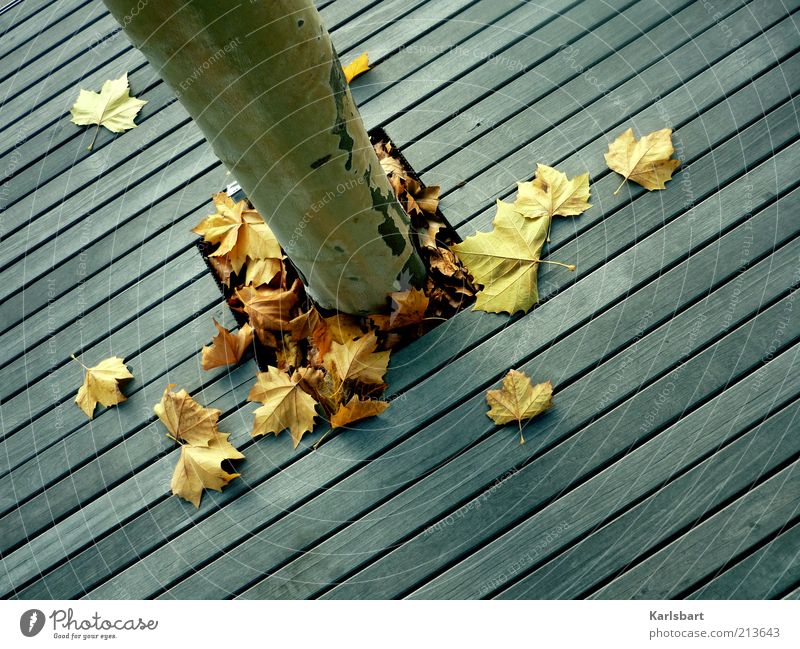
[1,0,799,600]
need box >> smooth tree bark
[102,0,425,315]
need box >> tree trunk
[102,0,425,315]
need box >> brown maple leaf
[171,432,244,507]
[201,320,254,370]
[330,395,389,429]
[154,384,221,446]
[248,366,319,448]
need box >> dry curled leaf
[154,384,221,446]
[486,369,553,444]
[331,395,389,429]
[201,320,253,371]
[193,193,282,274]
[452,200,575,314]
[343,52,370,83]
[171,432,244,508]
[73,355,133,418]
[155,384,243,507]
[237,279,300,334]
[370,288,429,331]
[248,366,319,448]
[515,164,591,225]
[324,332,390,385]
[605,128,680,195]
[70,73,147,149]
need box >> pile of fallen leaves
[70,54,680,510]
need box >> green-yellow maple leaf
[605,128,680,194]
[486,369,553,444]
[515,164,591,239]
[452,200,575,314]
[70,73,147,150]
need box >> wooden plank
[0,162,229,334]
[16,181,796,598]
[386,53,800,396]
[0,1,485,299]
[0,308,241,513]
[0,351,253,554]
[349,0,520,106]
[233,246,800,600]
[0,273,223,441]
[0,1,80,53]
[0,1,104,82]
[687,520,800,599]
[495,403,800,599]
[430,1,799,226]
[0,0,394,153]
[405,343,800,599]
[0,0,473,211]
[6,15,792,560]
[358,0,628,129]
[394,0,702,166]
[592,460,800,599]
[0,253,209,396]
[67,141,800,600]
[0,12,124,117]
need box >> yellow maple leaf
[72,355,133,418]
[330,395,389,429]
[154,384,221,447]
[193,193,282,275]
[201,320,254,371]
[324,332,390,385]
[486,369,553,444]
[248,366,319,448]
[343,52,370,83]
[171,432,244,508]
[605,128,680,195]
[69,73,147,150]
[452,200,575,314]
[515,164,591,228]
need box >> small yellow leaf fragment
[69,73,147,149]
[248,366,319,448]
[330,395,389,429]
[343,52,370,83]
[73,355,133,418]
[486,369,553,444]
[201,320,254,370]
[605,128,680,195]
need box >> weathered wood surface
[1,0,798,600]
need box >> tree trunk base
[195,128,477,369]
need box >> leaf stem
[537,259,577,271]
[613,176,627,196]
[88,123,101,151]
[70,353,88,370]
